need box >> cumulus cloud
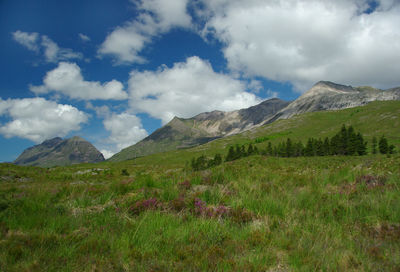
[12,30,83,63]
[99,0,191,63]
[103,112,148,155]
[128,56,262,124]
[0,97,88,143]
[200,0,400,90]
[30,62,128,100]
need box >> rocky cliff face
[271,81,400,122]
[109,98,289,161]
[14,136,105,167]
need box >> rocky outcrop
[14,136,105,167]
[270,81,400,122]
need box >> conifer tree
[226,146,236,162]
[338,124,348,155]
[356,132,367,155]
[323,137,330,155]
[379,135,389,154]
[347,126,357,155]
[286,138,293,157]
[247,143,254,156]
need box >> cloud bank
[128,56,262,124]
[0,97,88,143]
[30,62,128,100]
[200,0,400,90]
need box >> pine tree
[286,138,293,157]
[356,132,367,155]
[226,146,235,162]
[323,137,330,155]
[305,138,314,156]
[330,134,340,155]
[213,153,222,166]
[338,124,348,155]
[347,126,357,155]
[379,135,389,154]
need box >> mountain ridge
[110,80,400,162]
[14,136,105,167]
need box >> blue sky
[1,0,399,161]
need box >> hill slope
[127,100,400,167]
[111,81,400,162]
[110,98,289,161]
[14,136,105,167]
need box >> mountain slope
[270,81,400,122]
[14,136,105,167]
[109,98,289,161]
[125,100,400,168]
[110,81,400,162]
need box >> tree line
[190,125,395,170]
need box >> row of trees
[261,126,394,157]
[191,153,222,171]
[190,125,395,170]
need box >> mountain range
[109,81,400,161]
[13,80,400,166]
[14,136,105,167]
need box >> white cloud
[0,97,88,143]
[12,30,39,52]
[12,30,83,63]
[103,112,148,153]
[41,36,83,62]
[128,56,262,124]
[99,0,191,63]
[79,33,91,42]
[200,0,400,90]
[30,62,128,100]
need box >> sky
[0,0,400,162]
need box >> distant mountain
[109,98,290,161]
[110,81,400,162]
[14,136,105,167]
[270,81,400,122]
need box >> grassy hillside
[1,101,400,271]
[118,100,400,167]
[1,155,400,271]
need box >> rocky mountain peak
[301,81,356,99]
[14,136,104,167]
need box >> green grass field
[1,101,400,271]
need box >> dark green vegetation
[14,136,105,167]
[1,101,400,271]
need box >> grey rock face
[271,81,400,121]
[14,136,105,167]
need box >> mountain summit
[14,136,105,167]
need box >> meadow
[1,153,399,271]
[1,101,400,271]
